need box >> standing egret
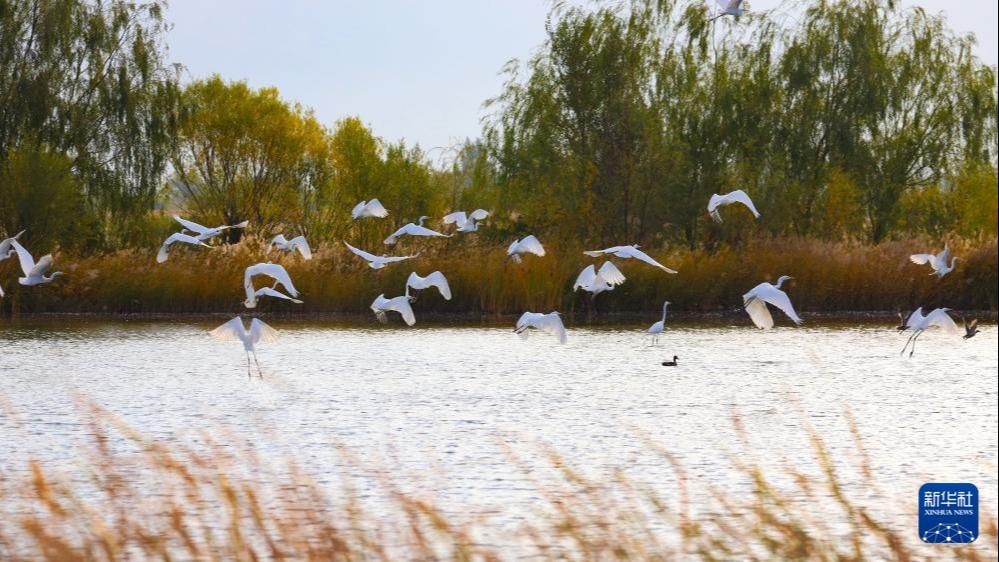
[244,263,299,308]
[507,235,546,263]
[583,245,677,273]
[910,245,957,278]
[8,240,62,286]
[648,301,671,345]
[384,217,451,245]
[344,241,418,269]
[573,262,626,298]
[442,209,489,233]
[352,199,389,219]
[157,232,210,263]
[709,0,744,21]
[900,308,960,357]
[210,316,279,378]
[406,271,452,300]
[963,317,979,340]
[370,294,417,326]
[742,276,803,329]
[514,311,567,344]
[269,234,312,260]
[707,190,760,223]
[174,216,249,242]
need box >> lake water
[1,317,997,549]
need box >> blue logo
[919,483,978,544]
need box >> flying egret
[910,245,957,278]
[442,209,489,233]
[344,241,418,269]
[157,232,210,263]
[384,217,451,245]
[742,275,803,329]
[897,308,925,332]
[210,316,279,378]
[707,190,760,223]
[514,311,567,344]
[583,245,678,273]
[352,199,389,220]
[507,235,546,263]
[963,317,979,340]
[370,294,416,326]
[573,261,626,298]
[900,307,960,357]
[406,271,452,300]
[174,216,249,242]
[648,301,671,345]
[269,234,312,260]
[709,0,744,21]
[244,263,299,308]
[8,240,62,286]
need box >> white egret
[514,311,567,344]
[648,301,671,344]
[963,317,979,340]
[742,275,802,329]
[157,232,210,263]
[344,241,418,269]
[897,308,925,332]
[8,240,62,286]
[442,209,489,233]
[244,263,299,308]
[406,271,451,300]
[351,198,389,220]
[269,234,312,260]
[210,316,279,378]
[707,189,760,223]
[900,307,960,357]
[174,215,249,242]
[384,217,451,245]
[507,235,546,263]
[709,0,744,21]
[583,245,677,273]
[371,294,416,326]
[910,245,957,278]
[573,261,626,298]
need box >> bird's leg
[246,351,251,379]
[909,332,923,358]
[900,331,917,355]
[253,351,262,378]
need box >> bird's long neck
[950,257,958,268]
[661,302,669,322]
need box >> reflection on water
[1,318,997,537]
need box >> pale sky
[166,1,998,154]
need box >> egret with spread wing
[244,263,299,308]
[583,245,677,273]
[573,261,626,298]
[507,235,546,263]
[157,232,210,263]
[269,234,312,260]
[514,311,567,344]
[8,240,62,286]
[406,271,451,300]
[742,275,803,329]
[709,0,744,21]
[384,217,450,245]
[707,190,760,223]
[910,245,957,278]
[210,316,279,377]
[442,209,489,233]
[371,294,416,326]
[344,241,418,269]
[900,307,960,357]
[174,216,249,242]
[352,199,389,219]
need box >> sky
[166,1,998,154]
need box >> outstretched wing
[624,247,677,274]
[573,265,597,291]
[469,209,489,221]
[254,286,303,304]
[289,236,312,260]
[210,317,246,342]
[9,240,36,275]
[743,297,774,329]
[28,254,54,277]
[258,263,298,297]
[351,201,366,219]
[174,216,210,235]
[906,307,925,328]
[365,198,388,218]
[759,287,803,325]
[442,211,467,226]
[249,318,280,344]
[537,313,568,344]
[597,261,626,286]
[344,241,380,262]
[423,271,451,300]
[513,235,545,257]
[707,194,725,223]
[924,308,959,335]
[386,297,416,326]
[404,224,450,238]
[909,254,934,265]
[725,190,760,218]
[583,248,610,257]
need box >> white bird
[648,301,671,344]
[406,271,452,300]
[1,230,25,261]
[900,307,960,357]
[709,0,744,21]
[370,294,416,326]
[583,245,677,274]
[507,235,546,263]
[514,311,567,344]
[250,286,303,305]
[351,198,389,220]
[157,232,210,263]
[707,189,760,223]
[268,234,312,260]
[8,240,62,286]
[384,217,451,245]
[910,245,957,278]
[897,308,925,332]
[573,261,626,297]
[244,263,299,309]
[344,241,418,269]
[210,316,279,378]
[742,275,803,329]
[174,215,249,242]
[442,209,489,233]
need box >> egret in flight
[507,235,546,263]
[573,261,626,298]
[344,241,418,269]
[648,301,671,345]
[709,0,744,21]
[514,311,567,344]
[743,276,802,329]
[244,263,299,308]
[352,198,389,220]
[174,216,249,242]
[583,245,677,273]
[210,316,279,378]
[910,245,957,278]
[707,190,760,223]
[269,234,312,260]
[442,209,489,233]
[900,307,959,357]
[8,240,62,286]
[384,217,450,245]
[406,271,452,300]
[371,294,416,326]
[157,232,210,263]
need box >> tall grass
[2,236,996,317]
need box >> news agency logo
[919,483,978,544]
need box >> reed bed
[2,236,996,317]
